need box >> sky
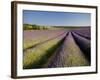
[23,10,91,26]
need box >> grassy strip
[23,37,65,69]
[23,38,44,49]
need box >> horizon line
[23,23,91,27]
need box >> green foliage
[23,24,32,30]
[23,24,50,30]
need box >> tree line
[23,24,50,30]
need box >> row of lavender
[44,27,91,67]
[23,29,67,69]
[71,27,91,40]
[23,27,91,69]
[71,27,91,63]
[23,30,67,50]
[46,32,90,68]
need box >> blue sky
[23,10,91,26]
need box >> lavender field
[23,26,91,69]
